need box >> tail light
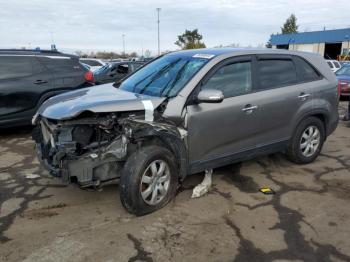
[338,80,342,99]
[84,71,94,83]
[338,80,350,98]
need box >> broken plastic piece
[26,174,40,179]
[259,187,275,194]
[191,169,213,198]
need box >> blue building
[269,28,350,59]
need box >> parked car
[79,58,106,72]
[336,64,350,100]
[326,59,341,73]
[91,61,145,84]
[33,48,338,215]
[0,49,91,127]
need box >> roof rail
[0,49,61,54]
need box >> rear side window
[257,59,297,89]
[327,61,334,68]
[42,57,80,73]
[0,56,33,80]
[294,56,320,82]
[202,61,252,98]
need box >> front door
[186,56,260,171]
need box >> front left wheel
[119,145,179,216]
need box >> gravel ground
[1,104,350,262]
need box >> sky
[0,0,349,56]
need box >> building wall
[287,43,324,56]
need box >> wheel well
[132,135,187,181]
[311,113,328,135]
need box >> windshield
[336,66,350,76]
[119,55,209,97]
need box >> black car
[0,49,90,127]
[92,61,145,85]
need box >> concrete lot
[1,107,350,262]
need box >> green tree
[281,14,298,34]
[175,29,206,49]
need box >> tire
[119,145,179,216]
[286,116,325,164]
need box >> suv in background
[0,49,90,127]
[33,48,338,215]
[326,59,341,72]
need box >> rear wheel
[119,145,178,216]
[286,117,325,164]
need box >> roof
[270,28,350,45]
[0,49,61,54]
[0,49,77,58]
[169,48,251,57]
[167,48,321,59]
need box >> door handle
[298,93,311,101]
[242,105,258,114]
[34,80,47,85]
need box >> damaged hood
[36,83,166,121]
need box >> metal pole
[122,34,126,56]
[156,8,161,56]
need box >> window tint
[327,61,334,68]
[294,56,320,81]
[202,61,252,98]
[0,56,33,80]
[257,59,297,89]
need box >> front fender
[130,121,188,181]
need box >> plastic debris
[259,187,275,194]
[191,169,213,198]
[25,174,40,179]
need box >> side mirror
[196,89,224,103]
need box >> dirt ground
[1,107,350,262]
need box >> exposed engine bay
[32,107,188,188]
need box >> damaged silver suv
[33,48,338,215]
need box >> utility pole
[122,34,126,56]
[156,8,161,56]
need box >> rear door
[0,55,52,118]
[38,55,86,90]
[252,55,316,148]
[186,56,260,170]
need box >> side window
[202,61,252,98]
[294,56,320,82]
[257,59,297,89]
[0,56,33,80]
[116,64,129,74]
[41,57,78,73]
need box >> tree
[175,29,206,50]
[281,14,298,34]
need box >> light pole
[156,8,161,56]
[122,34,126,56]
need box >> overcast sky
[1,0,349,55]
